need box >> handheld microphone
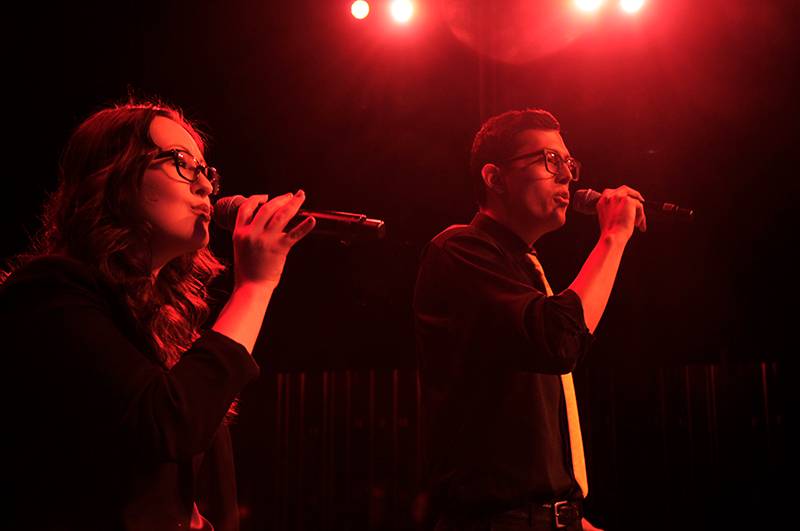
[212,195,386,242]
[572,189,694,219]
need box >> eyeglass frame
[498,147,581,184]
[150,148,221,196]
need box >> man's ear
[481,163,505,195]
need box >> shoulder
[428,223,502,256]
[417,223,509,282]
[0,255,109,309]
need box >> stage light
[574,0,606,13]
[619,0,645,14]
[351,1,369,20]
[390,0,414,24]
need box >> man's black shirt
[413,212,592,517]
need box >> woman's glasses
[152,149,221,196]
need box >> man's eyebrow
[545,147,573,158]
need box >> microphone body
[572,189,694,219]
[212,195,386,241]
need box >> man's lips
[554,193,570,205]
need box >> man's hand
[582,516,604,531]
[595,185,647,242]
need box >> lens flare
[390,0,414,24]
[574,0,606,13]
[620,0,645,14]
[351,1,369,20]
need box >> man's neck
[479,207,545,247]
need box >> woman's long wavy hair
[4,100,226,370]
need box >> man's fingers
[621,186,646,232]
[609,185,645,204]
[635,200,647,232]
[627,190,645,203]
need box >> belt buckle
[552,500,576,529]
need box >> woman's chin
[192,221,211,247]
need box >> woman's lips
[192,209,211,221]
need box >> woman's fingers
[234,189,314,242]
[250,192,296,230]
[235,194,269,228]
[284,215,316,245]
[264,190,308,233]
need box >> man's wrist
[598,231,630,250]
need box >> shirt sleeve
[415,233,592,374]
[2,259,260,462]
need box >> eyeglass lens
[544,150,579,182]
[173,151,220,194]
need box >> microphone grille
[571,188,601,215]
[212,195,246,231]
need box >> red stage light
[620,0,645,14]
[574,0,606,13]
[390,0,414,24]
[351,1,370,20]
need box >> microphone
[572,189,694,219]
[212,195,386,242]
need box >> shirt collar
[471,212,536,255]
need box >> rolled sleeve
[416,232,592,374]
[524,288,592,373]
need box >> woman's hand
[231,191,316,287]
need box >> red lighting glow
[574,0,606,13]
[351,1,370,20]
[390,0,414,24]
[619,0,645,14]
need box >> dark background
[6,1,795,529]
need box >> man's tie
[526,252,589,497]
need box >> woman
[1,101,315,530]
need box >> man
[413,109,646,530]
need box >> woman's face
[140,116,214,271]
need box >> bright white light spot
[574,0,606,13]
[351,1,369,20]
[390,0,414,24]
[620,0,645,14]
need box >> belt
[498,499,582,529]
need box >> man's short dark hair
[470,108,561,206]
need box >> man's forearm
[568,234,629,334]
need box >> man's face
[496,128,574,234]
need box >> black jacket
[1,255,259,530]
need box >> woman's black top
[1,255,260,530]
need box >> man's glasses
[501,148,581,183]
[152,149,221,196]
